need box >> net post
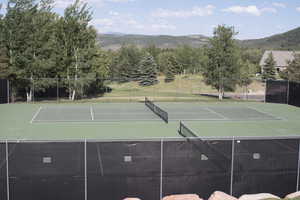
[84,139,87,200]
[230,137,235,196]
[297,139,300,191]
[160,138,164,200]
[6,140,10,200]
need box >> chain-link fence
[266,80,300,107]
[5,76,266,103]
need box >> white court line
[90,106,94,121]
[246,106,285,120]
[205,107,228,120]
[30,106,42,124]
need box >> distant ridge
[239,27,300,49]
[98,27,300,50]
[98,34,209,50]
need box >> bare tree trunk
[218,88,223,100]
[27,76,33,102]
[71,48,79,101]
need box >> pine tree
[164,59,176,82]
[138,52,158,86]
[163,53,179,82]
[286,54,300,82]
[262,52,276,80]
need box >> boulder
[208,191,238,200]
[285,191,300,199]
[123,198,141,200]
[239,193,280,200]
[162,194,203,200]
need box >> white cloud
[272,2,286,8]
[151,23,176,31]
[106,0,135,2]
[91,18,114,27]
[222,5,277,16]
[54,0,74,9]
[54,0,134,9]
[109,11,119,16]
[261,7,277,13]
[297,7,300,12]
[152,5,215,18]
[91,14,176,34]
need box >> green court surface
[0,102,300,140]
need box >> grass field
[100,74,265,101]
[1,102,300,140]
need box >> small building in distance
[260,50,300,73]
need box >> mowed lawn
[101,74,265,101]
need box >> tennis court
[32,103,161,123]
[1,101,300,200]
[31,100,280,124]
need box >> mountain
[239,27,300,49]
[98,27,300,50]
[98,34,209,50]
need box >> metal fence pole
[84,139,87,200]
[287,80,290,105]
[32,79,35,103]
[264,80,267,103]
[160,139,164,200]
[6,140,10,200]
[297,139,300,191]
[7,80,10,104]
[230,137,235,196]
[57,78,59,103]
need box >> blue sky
[0,0,299,39]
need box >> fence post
[287,80,290,105]
[264,80,267,103]
[7,80,10,104]
[57,78,59,103]
[160,139,163,200]
[6,140,10,200]
[32,78,35,103]
[297,140,300,191]
[84,139,87,200]
[230,137,235,196]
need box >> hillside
[98,27,300,50]
[98,34,209,50]
[239,27,300,49]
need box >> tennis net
[178,121,198,138]
[178,121,232,161]
[145,97,168,123]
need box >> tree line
[0,0,107,101]
[0,0,278,101]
